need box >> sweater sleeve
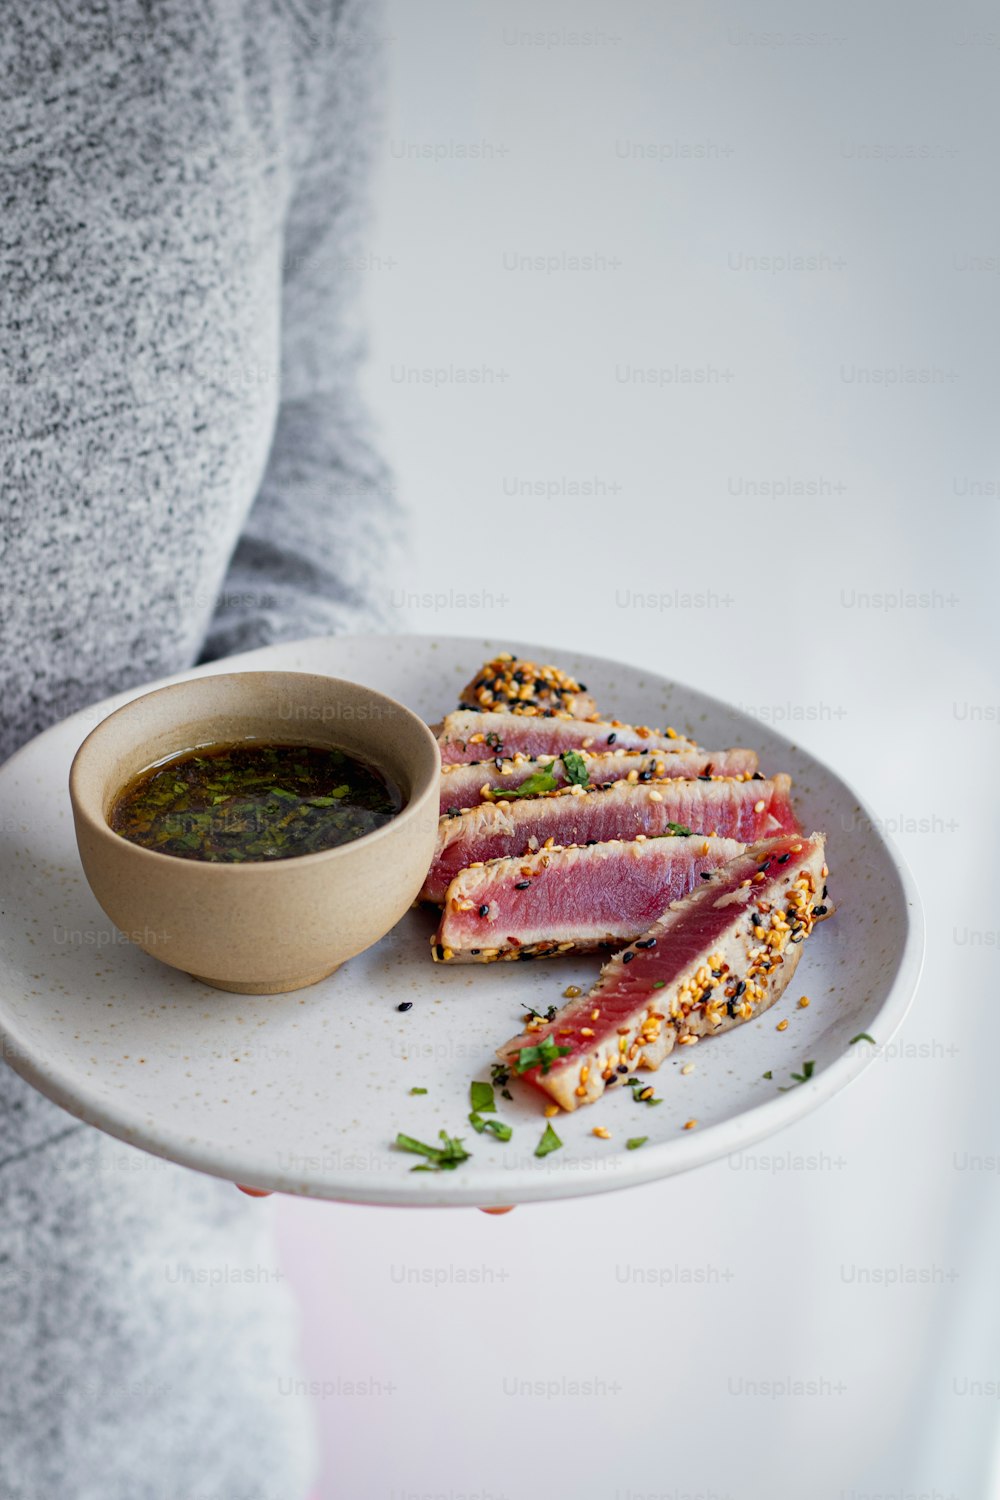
[199,0,403,663]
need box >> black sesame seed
[777,853,791,864]
[698,774,711,782]
[585,838,599,846]
[637,938,657,949]
[812,904,828,916]
[622,950,635,963]
[607,732,617,745]
[726,998,737,1018]
[479,904,490,917]
[752,771,765,780]
[470,948,480,955]
[617,1064,629,1074]
[578,682,587,691]
[515,880,531,890]
[639,770,652,781]
[699,871,713,880]
[734,980,746,996]
[397,1001,413,1012]
[435,945,445,961]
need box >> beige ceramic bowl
[69,671,440,994]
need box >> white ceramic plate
[0,635,923,1205]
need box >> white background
[276,3,1000,1497]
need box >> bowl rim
[67,669,441,874]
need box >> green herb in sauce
[110,742,402,863]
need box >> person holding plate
[0,2,402,1495]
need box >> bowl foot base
[188,964,342,995]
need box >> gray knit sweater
[0,3,401,1494]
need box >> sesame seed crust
[458,654,598,719]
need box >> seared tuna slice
[437,711,697,766]
[497,832,831,1112]
[421,775,798,902]
[433,835,746,961]
[439,746,759,815]
[459,653,598,718]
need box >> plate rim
[0,631,926,1205]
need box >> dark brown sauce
[110,741,402,862]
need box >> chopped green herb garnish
[487,749,591,801]
[490,1062,513,1101]
[468,1112,512,1141]
[488,766,558,799]
[535,1122,563,1158]
[778,1060,816,1091]
[513,1033,572,1076]
[850,1032,876,1045]
[762,1070,773,1080]
[626,1136,649,1150]
[625,1076,662,1106]
[652,980,666,989]
[409,1086,428,1095]
[560,749,590,787]
[470,1080,496,1114]
[666,821,692,836]
[394,1130,470,1172]
[522,1004,557,1024]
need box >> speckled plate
[0,635,923,1205]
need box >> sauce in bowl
[110,742,402,862]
